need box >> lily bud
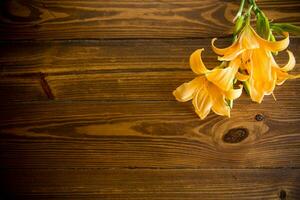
[256,11,270,39]
[233,15,245,37]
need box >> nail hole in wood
[223,128,249,144]
[279,190,287,200]
[255,114,264,121]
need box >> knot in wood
[279,190,287,200]
[255,114,264,121]
[223,128,249,144]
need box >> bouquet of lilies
[173,0,300,119]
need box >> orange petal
[249,86,265,103]
[173,76,203,102]
[271,50,295,72]
[274,69,289,85]
[218,48,245,61]
[211,38,240,56]
[253,29,289,52]
[225,85,243,100]
[251,48,273,82]
[270,52,279,68]
[248,48,276,103]
[236,72,249,81]
[289,74,300,80]
[274,68,300,85]
[211,98,230,117]
[192,83,213,119]
[241,50,252,64]
[208,83,230,117]
[250,71,277,103]
[240,25,260,49]
[206,59,240,91]
[281,50,296,72]
[190,49,209,75]
[265,70,277,95]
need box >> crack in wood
[39,73,54,100]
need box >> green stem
[248,0,260,14]
[243,81,250,96]
[233,0,246,22]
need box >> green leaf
[271,23,300,36]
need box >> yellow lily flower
[211,22,295,103]
[173,49,243,119]
[271,50,300,85]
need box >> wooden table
[0,0,300,199]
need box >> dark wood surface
[0,0,300,40]
[0,100,300,169]
[0,0,300,199]
[1,169,300,199]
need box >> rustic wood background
[0,0,300,199]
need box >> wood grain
[1,169,299,199]
[0,98,299,169]
[0,39,235,74]
[0,76,48,102]
[1,39,300,101]
[45,70,300,101]
[1,38,299,74]
[1,0,300,198]
[0,0,300,40]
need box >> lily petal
[265,71,277,95]
[173,76,203,102]
[211,98,230,117]
[192,84,213,119]
[240,25,260,49]
[218,48,245,61]
[281,50,296,72]
[211,38,240,56]
[236,72,249,81]
[241,50,252,64]
[249,48,276,102]
[289,74,300,79]
[225,85,243,100]
[254,30,290,52]
[190,49,209,75]
[275,69,289,85]
[249,86,265,103]
[274,68,300,85]
[206,58,240,91]
[208,83,230,117]
[270,52,279,68]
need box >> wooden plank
[1,39,299,74]
[1,39,300,101]
[46,70,300,101]
[0,76,49,102]
[0,97,299,169]
[0,39,232,74]
[1,169,299,199]
[0,0,300,40]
